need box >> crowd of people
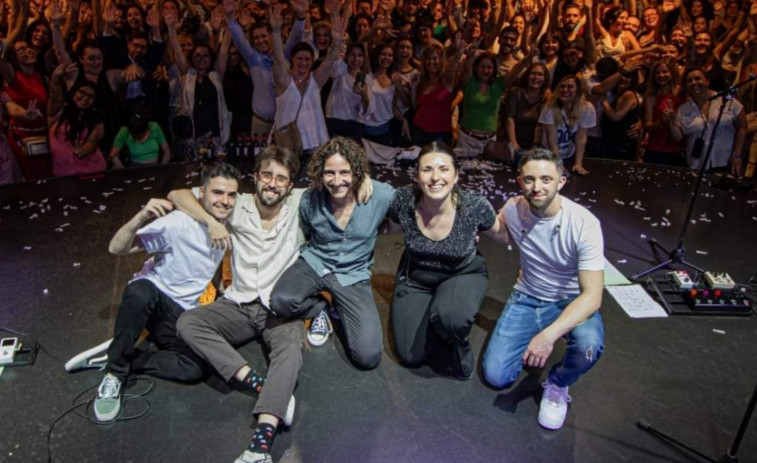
[2,0,757,185]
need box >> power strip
[704,271,736,290]
[670,271,694,289]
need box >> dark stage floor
[1,159,757,463]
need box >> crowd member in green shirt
[109,107,171,169]
[455,50,507,158]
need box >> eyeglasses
[258,172,290,186]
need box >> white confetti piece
[113,187,124,192]
[614,199,625,205]
[93,210,101,214]
[665,209,671,215]
[23,246,31,251]
[640,234,647,239]
[696,250,708,255]
[72,262,81,267]
[143,186,152,191]
[99,205,107,211]
[63,211,68,217]
[42,289,49,295]
[713,329,725,335]
[507,245,512,251]
[718,212,724,218]
[617,259,627,264]
[29,213,38,220]
[102,192,113,198]
[651,223,658,227]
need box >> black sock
[249,422,276,454]
[243,369,266,393]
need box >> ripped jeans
[482,290,604,389]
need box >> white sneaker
[234,450,273,463]
[307,310,332,347]
[64,339,112,372]
[537,380,572,430]
[283,395,295,427]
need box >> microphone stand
[632,74,757,281]
[638,380,757,463]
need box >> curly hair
[307,137,370,195]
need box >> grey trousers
[176,298,304,420]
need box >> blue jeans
[482,290,604,389]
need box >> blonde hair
[547,75,586,130]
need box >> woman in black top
[599,71,642,161]
[386,142,507,380]
[503,61,550,153]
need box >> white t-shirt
[132,211,226,310]
[191,187,306,308]
[501,196,605,301]
[677,97,743,169]
[538,101,597,159]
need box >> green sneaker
[94,373,122,422]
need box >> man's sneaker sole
[537,411,566,430]
[65,339,112,372]
[283,395,295,427]
[94,396,121,422]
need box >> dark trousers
[412,126,452,148]
[391,253,488,379]
[644,150,688,167]
[270,258,383,369]
[326,117,364,144]
[107,279,207,383]
[176,298,304,420]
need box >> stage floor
[1,159,756,463]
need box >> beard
[256,183,288,208]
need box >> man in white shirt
[482,148,605,430]
[169,147,304,463]
[64,163,242,423]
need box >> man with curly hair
[270,136,395,369]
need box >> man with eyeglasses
[167,147,305,463]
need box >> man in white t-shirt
[64,163,242,423]
[482,148,605,430]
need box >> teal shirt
[113,122,166,163]
[299,180,395,286]
[460,76,506,133]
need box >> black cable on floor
[46,376,156,462]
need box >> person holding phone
[325,42,373,143]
